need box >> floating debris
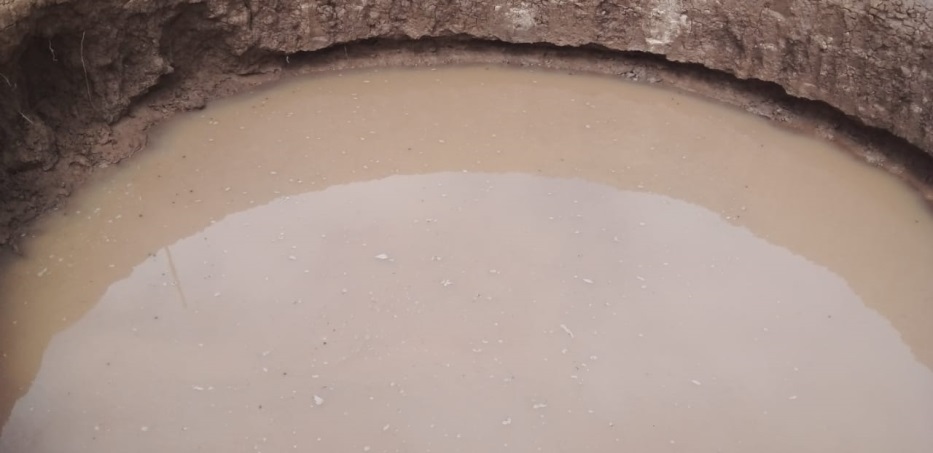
[374,253,389,260]
[313,395,325,406]
[559,324,575,339]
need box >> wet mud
[1,66,931,452]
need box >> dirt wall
[1,0,932,245]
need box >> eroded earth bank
[1,0,933,245]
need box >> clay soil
[3,0,933,248]
[1,38,932,249]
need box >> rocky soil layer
[1,0,932,246]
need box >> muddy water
[1,66,932,452]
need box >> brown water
[1,66,932,452]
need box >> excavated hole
[1,2,933,449]
[1,37,932,247]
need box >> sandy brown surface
[2,66,932,450]
[0,0,932,246]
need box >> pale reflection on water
[1,66,932,452]
[3,173,933,453]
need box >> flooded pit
[1,66,932,452]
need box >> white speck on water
[582,278,594,284]
[440,279,453,287]
[532,403,548,410]
[559,324,575,339]
[140,426,149,432]
[691,380,702,386]
[374,253,389,260]
[213,292,221,297]
[382,424,390,431]
[502,417,512,425]
[788,395,798,400]
[363,446,371,452]
[313,395,325,406]
[36,267,48,278]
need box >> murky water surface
[1,66,932,452]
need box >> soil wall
[1,0,932,245]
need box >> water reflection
[3,173,932,452]
[1,65,932,451]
